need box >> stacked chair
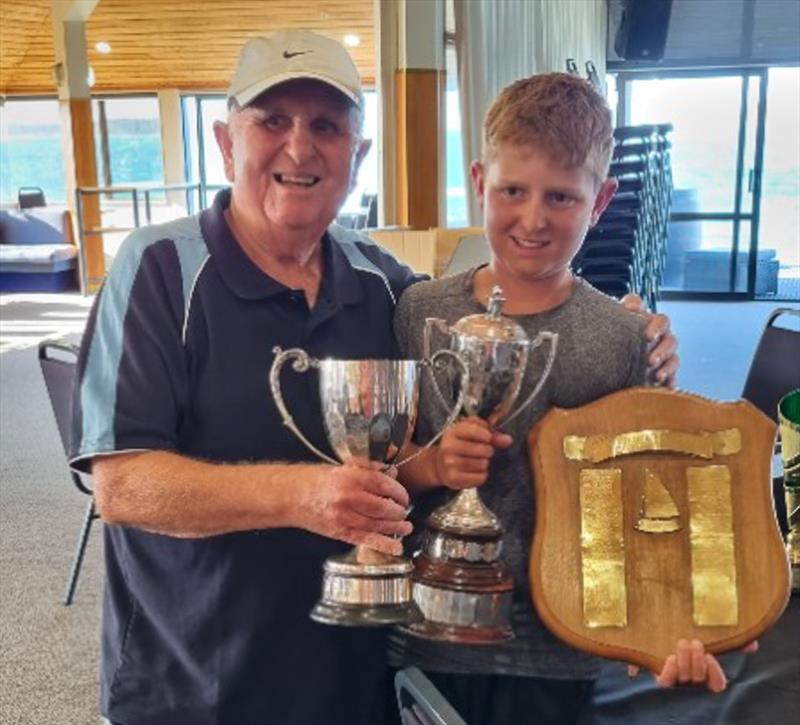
[573,124,674,310]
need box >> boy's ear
[590,178,619,227]
[470,161,486,205]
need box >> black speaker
[614,0,674,61]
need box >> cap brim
[232,71,361,107]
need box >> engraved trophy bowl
[404,286,558,643]
[270,348,467,627]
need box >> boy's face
[471,143,617,288]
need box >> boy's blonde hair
[482,73,614,184]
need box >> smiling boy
[391,73,728,724]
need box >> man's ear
[213,121,236,183]
[590,177,619,226]
[349,138,372,191]
[470,160,486,207]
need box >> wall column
[157,90,187,209]
[377,0,445,230]
[51,0,102,293]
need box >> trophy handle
[423,317,456,415]
[395,349,469,468]
[269,346,340,465]
[502,331,559,428]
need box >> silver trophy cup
[405,286,558,643]
[270,347,467,627]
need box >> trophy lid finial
[451,284,527,343]
[487,286,506,318]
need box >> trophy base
[400,614,514,644]
[310,548,423,627]
[311,600,423,627]
[404,549,515,643]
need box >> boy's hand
[434,417,512,490]
[627,639,759,693]
[620,293,679,388]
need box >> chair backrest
[742,308,800,423]
[395,667,467,725]
[38,341,91,495]
[18,186,47,209]
[442,234,490,277]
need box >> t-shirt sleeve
[625,314,650,388]
[70,233,188,472]
[393,287,416,359]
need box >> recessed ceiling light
[343,34,360,48]
[95,41,112,54]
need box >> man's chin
[263,209,334,235]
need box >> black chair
[395,667,467,725]
[742,308,800,424]
[18,186,47,209]
[38,340,99,606]
[361,192,379,228]
[741,308,800,535]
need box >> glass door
[622,71,763,298]
[758,67,800,300]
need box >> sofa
[0,208,79,292]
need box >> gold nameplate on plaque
[564,428,741,463]
[529,387,790,673]
[580,469,627,627]
[687,465,738,626]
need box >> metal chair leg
[63,499,98,606]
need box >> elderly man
[71,30,677,725]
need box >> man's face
[214,79,370,238]
[471,143,616,286]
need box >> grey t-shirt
[390,269,648,679]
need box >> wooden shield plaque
[529,387,790,672]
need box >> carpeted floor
[0,292,798,725]
[0,294,101,725]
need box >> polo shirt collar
[200,188,364,306]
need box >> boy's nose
[520,199,548,233]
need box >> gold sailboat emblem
[635,469,681,533]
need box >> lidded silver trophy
[404,286,558,643]
[270,348,467,627]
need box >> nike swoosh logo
[283,50,309,59]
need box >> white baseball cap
[227,30,362,108]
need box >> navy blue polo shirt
[71,189,421,725]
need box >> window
[760,67,800,296]
[0,98,65,204]
[92,96,164,192]
[621,68,798,300]
[445,44,469,228]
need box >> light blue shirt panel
[77,215,208,459]
[327,224,396,304]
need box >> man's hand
[294,462,412,556]
[621,293,679,387]
[628,638,759,693]
[433,417,513,490]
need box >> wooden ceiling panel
[0,0,55,94]
[0,0,375,95]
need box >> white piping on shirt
[182,254,211,345]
